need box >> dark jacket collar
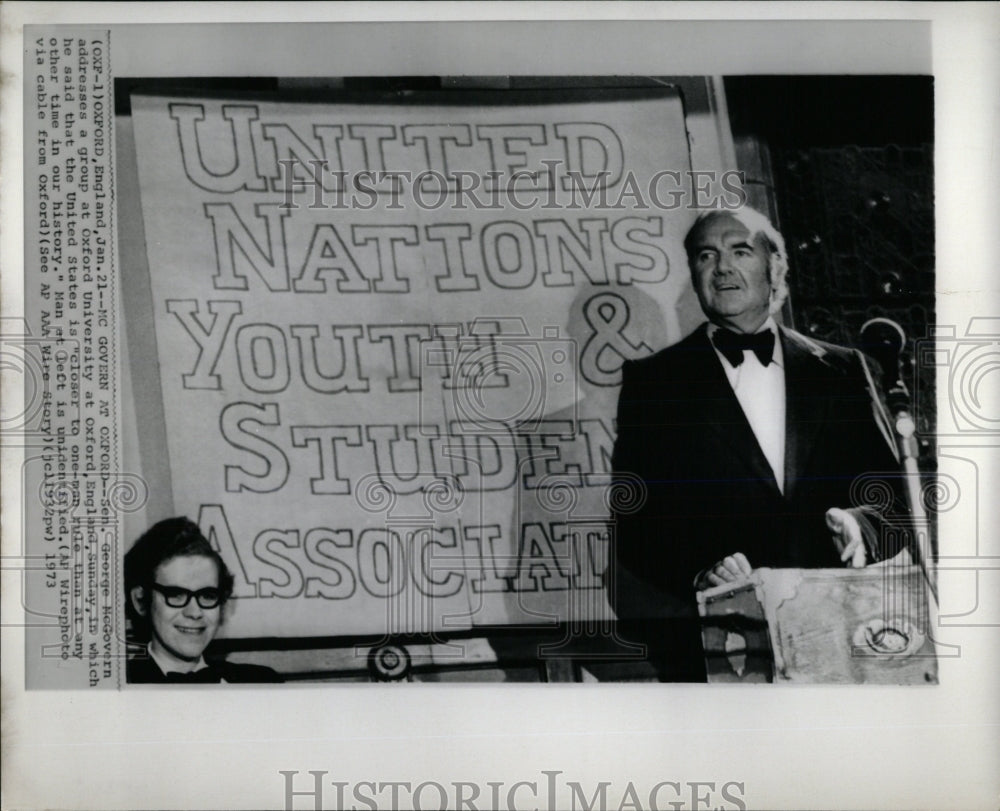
[680,322,834,500]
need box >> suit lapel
[781,327,833,500]
[684,327,783,498]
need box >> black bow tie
[712,328,775,367]
[164,666,221,683]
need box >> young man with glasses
[124,517,282,683]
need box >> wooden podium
[697,556,938,684]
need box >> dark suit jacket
[609,323,903,679]
[127,652,284,683]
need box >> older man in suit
[609,207,904,680]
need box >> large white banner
[128,89,715,638]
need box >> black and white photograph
[2,4,998,810]
[104,74,938,686]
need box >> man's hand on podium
[694,508,870,592]
[695,552,753,591]
[826,507,868,568]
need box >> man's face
[147,555,223,665]
[688,215,773,333]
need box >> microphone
[858,322,936,603]
[859,317,908,415]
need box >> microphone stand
[860,318,937,604]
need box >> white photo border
[2,4,998,810]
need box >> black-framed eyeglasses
[151,583,222,609]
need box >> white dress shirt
[707,317,786,493]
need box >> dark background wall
[726,76,936,471]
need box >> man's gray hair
[684,207,790,314]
